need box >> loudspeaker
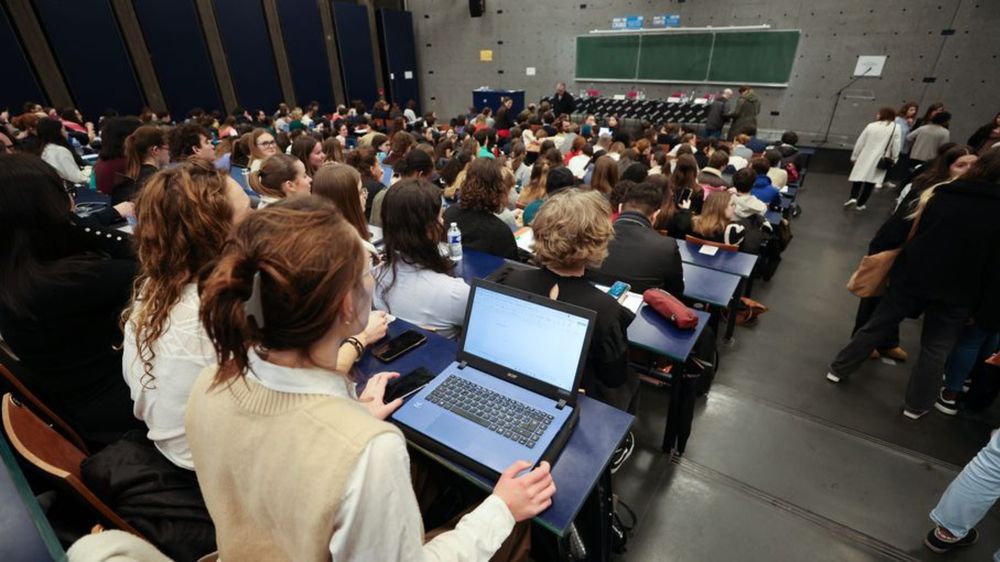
[469,0,484,17]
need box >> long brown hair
[321,136,343,164]
[125,160,237,386]
[312,163,370,241]
[200,197,366,386]
[124,125,167,178]
[670,154,701,198]
[249,153,300,199]
[590,155,618,195]
[693,191,733,238]
[249,128,274,161]
[291,134,321,175]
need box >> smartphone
[384,367,436,402]
[607,281,631,301]
[676,187,693,204]
[371,330,427,362]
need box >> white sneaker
[856,205,867,211]
[826,372,842,383]
[843,198,857,208]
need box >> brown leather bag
[846,205,924,298]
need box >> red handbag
[642,289,699,329]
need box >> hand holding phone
[359,372,402,419]
[607,281,631,303]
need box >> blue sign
[652,15,681,28]
[612,16,644,30]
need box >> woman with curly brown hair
[443,157,519,259]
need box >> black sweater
[443,206,519,260]
[588,212,685,295]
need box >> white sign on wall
[526,67,536,76]
[854,56,887,77]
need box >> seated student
[37,118,90,184]
[382,130,414,168]
[0,154,142,443]
[188,196,551,560]
[248,128,279,172]
[589,154,619,196]
[692,191,746,247]
[291,134,326,177]
[494,189,638,413]
[345,147,384,220]
[668,133,697,156]
[312,163,373,244]
[765,149,788,188]
[248,153,312,208]
[168,122,216,164]
[321,136,344,165]
[732,167,766,218]
[523,166,576,226]
[375,179,471,338]
[567,143,593,179]
[116,125,169,204]
[750,157,780,206]
[370,149,434,227]
[744,127,769,154]
[731,133,754,160]
[94,117,141,194]
[767,130,802,163]
[698,149,731,189]
[589,181,684,295]
[440,150,472,200]
[670,154,704,214]
[444,158,519,259]
[651,174,693,238]
[694,136,716,169]
[648,151,668,176]
[474,128,497,159]
[122,160,251,470]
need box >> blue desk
[0,434,63,561]
[472,88,525,116]
[678,242,757,278]
[74,187,109,206]
[765,210,782,227]
[356,319,633,539]
[682,263,740,308]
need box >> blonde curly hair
[531,189,613,270]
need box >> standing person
[551,82,575,117]
[37,118,90,184]
[726,86,760,140]
[907,112,952,167]
[704,90,732,139]
[968,112,1000,153]
[826,149,1000,420]
[189,196,551,560]
[844,107,901,210]
[885,101,919,188]
[914,102,944,129]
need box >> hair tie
[243,271,266,329]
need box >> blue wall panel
[332,2,378,109]
[377,9,419,111]
[212,0,282,111]
[276,0,335,111]
[0,4,45,112]
[33,0,144,119]
[133,0,221,116]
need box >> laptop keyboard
[426,375,554,448]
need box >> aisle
[614,173,1000,561]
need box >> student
[169,123,215,163]
[345,147,384,220]
[114,125,170,204]
[37,118,90,184]
[750,157,780,206]
[563,135,586,166]
[743,127,768,154]
[248,153,312,207]
[523,166,576,226]
[311,163,372,246]
[651,174,693,239]
[589,181,684,295]
[188,196,550,560]
[94,117,141,194]
[907,111,952,166]
[434,139,454,170]
[727,85,760,140]
[826,149,1000,419]
[370,149,434,227]
[730,134,753,160]
[474,128,497,159]
[382,130,414,168]
[291,135,326,176]
[692,191,746,247]
[248,128,279,172]
[443,158,519,260]
[669,154,703,214]
[321,136,344,165]
[648,151,668,176]
[845,107,901,210]
[0,154,142,443]
[914,102,944,129]
[496,189,637,415]
[122,160,251,470]
[731,167,766,218]
[698,150,731,189]
[967,112,1000,153]
[589,155,619,196]
[765,149,788,188]
[375,179,471,338]
[885,101,920,187]
[440,150,472,200]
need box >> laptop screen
[461,283,592,393]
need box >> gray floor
[613,172,1000,561]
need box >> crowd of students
[0,89,998,559]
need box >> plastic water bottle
[447,222,463,261]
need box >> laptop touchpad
[427,416,491,457]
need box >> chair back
[2,394,141,536]
[0,349,88,453]
[686,234,739,253]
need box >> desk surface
[682,263,741,308]
[357,320,633,536]
[678,241,758,278]
[0,434,63,561]
[765,210,782,227]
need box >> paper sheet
[514,227,534,252]
[594,284,643,314]
[698,245,719,256]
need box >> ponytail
[124,125,167,178]
[199,253,258,386]
[248,153,298,199]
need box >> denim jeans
[944,324,1000,394]
[930,430,1000,561]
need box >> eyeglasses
[257,140,277,148]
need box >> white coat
[849,120,901,184]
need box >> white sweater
[42,144,90,184]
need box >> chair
[2,393,141,536]
[685,234,739,253]
[0,349,89,453]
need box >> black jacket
[552,92,576,117]
[588,212,685,295]
[890,180,1000,329]
[705,98,727,130]
[442,206,519,260]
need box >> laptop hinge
[458,361,468,369]
[556,399,567,410]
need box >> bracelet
[345,336,365,362]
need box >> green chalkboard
[575,35,640,80]
[637,33,713,81]
[706,31,800,84]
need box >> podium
[472,88,525,116]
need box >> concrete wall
[407,0,999,147]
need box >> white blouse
[42,144,90,184]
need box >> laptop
[391,279,596,477]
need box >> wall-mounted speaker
[469,0,485,17]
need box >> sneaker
[903,407,928,420]
[842,198,857,208]
[879,347,908,362]
[925,526,979,553]
[856,205,867,211]
[826,372,843,383]
[935,389,959,416]
[610,431,635,474]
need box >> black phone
[371,330,427,362]
[384,367,436,402]
[676,187,693,204]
